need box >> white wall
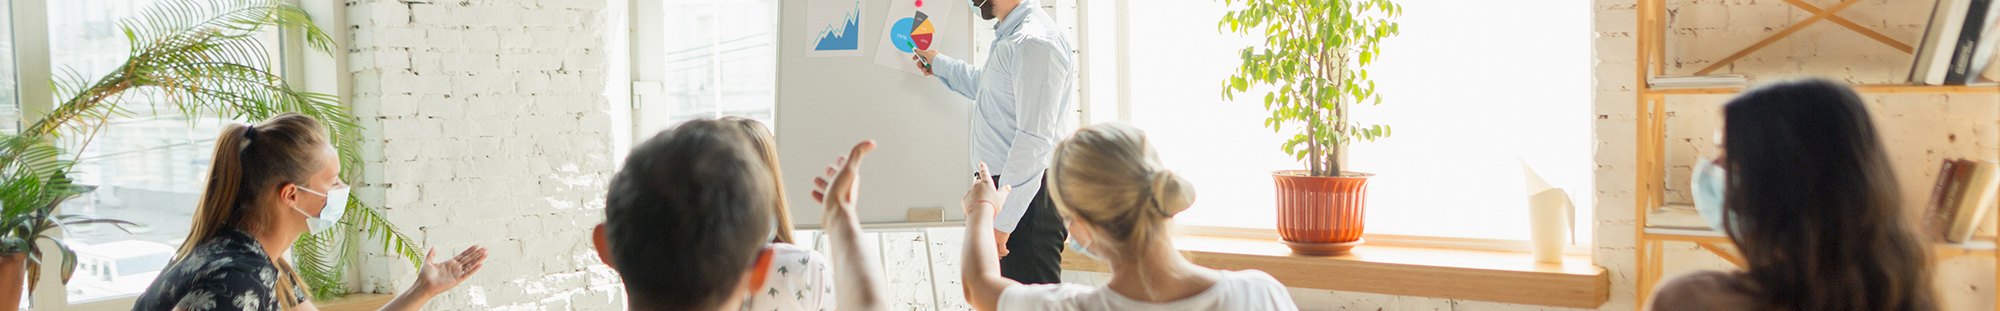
[345,0,625,309]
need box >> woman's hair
[1721,78,1935,311]
[1047,122,1195,262]
[720,117,794,244]
[606,119,772,309]
[184,112,329,309]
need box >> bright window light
[1128,0,1592,242]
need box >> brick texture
[346,0,621,310]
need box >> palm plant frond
[0,0,414,300]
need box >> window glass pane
[47,0,270,302]
[0,0,15,135]
[648,0,777,128]
[0,1,18,308]
[1132,0,1592,242]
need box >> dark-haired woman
[132,113,489,311]
[1650,79,1936,311]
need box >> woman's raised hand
[812,141,877,213]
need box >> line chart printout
[807,0,865,57]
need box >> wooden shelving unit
[1631,0,2000,309]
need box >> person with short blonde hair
[958,123,1298,311]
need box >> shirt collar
[994,0,1040,37]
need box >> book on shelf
[1927,159,1966,240]
[1914,0,2000,85]
[1946,160,2000,243]
[1915,0,1975,85]
[1950,0,2000,84]
[1979,53,2000,84]
[1966,3,2000,85]
[1648,75,1748,89]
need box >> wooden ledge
[317,293,394,311]
[1060,235,1608,309]
[1646,84,2000,95]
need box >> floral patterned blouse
[745,242,836,311]
[131,228,306,311]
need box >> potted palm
[0,0,425,305]
[1220,0,1401,256]
[0,135,132,309]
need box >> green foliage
[0,0,421,300]
[1219,0,1401,177]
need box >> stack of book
[1927,159,2000,243]
[1912,0,2000,85]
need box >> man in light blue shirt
[914,0,1073,284]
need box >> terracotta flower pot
[0,252,25,311]
[1274,170,1373,256]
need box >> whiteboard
[776,0,975,227]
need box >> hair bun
[1148,170,1195,217]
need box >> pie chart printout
[912,19,936,50]
[890,17,917,53]
[870,0,958,74]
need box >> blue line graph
[813,2,861,52]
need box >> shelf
[1644,203,1996,258]
[1646,84,2000,95]
[317,294,393,311]
[1060,235,1609,309]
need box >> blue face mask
[1691,158,1739,236]
[1066,236,1103,262]
[1063,217,1106,262]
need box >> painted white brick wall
[1593,1,1999,311]
[346,0,623,310]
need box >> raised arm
[926,51,984,100]
[962,163,1023,311]
[811,141,891,311]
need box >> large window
[1124,0,1593,243]
[44,0,278,304]
[636,0,779,134]
[0,1,15,135]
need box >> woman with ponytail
[133,113,489,311]
[957,123,1298,311]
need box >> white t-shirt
[743,243,836,311]
[997,269,1299,311]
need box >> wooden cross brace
[1693,0,1915,75]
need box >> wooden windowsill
[1060,235,1609,309]
[316,293,394,311]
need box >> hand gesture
[962,163,1011,217]
[962,163,1012,257]
[813,141,878,214]
[412,246,488,298]
[912,50,939,76]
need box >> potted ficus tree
[1220,0,1400,256]
[0,0,426,306]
